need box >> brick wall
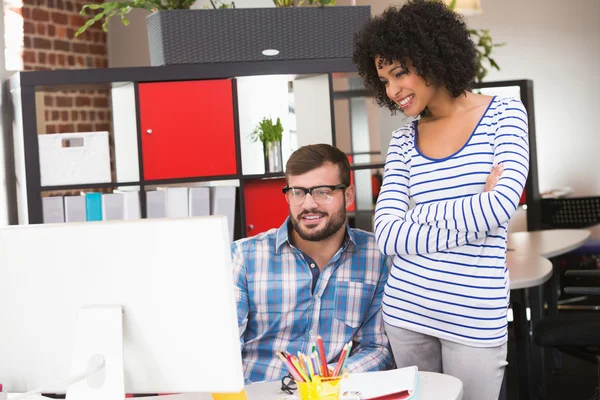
[18,0,115,193]
[22,0,108,70]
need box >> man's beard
[290,207,346,242]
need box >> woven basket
[146,6,370,66]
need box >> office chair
[539,197,600,310]
[534,269,600,399]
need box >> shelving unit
[10,58,385,239]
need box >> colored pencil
[339,341,352,375]
[277,351,304,382]
[291,356,310,382]
[311,353,320,377]
[316,336,329,377]
[332,343,348,377]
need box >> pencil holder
[297,376,342,400]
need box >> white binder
[42,196,65,223]
[146,190,166,219]
[102,193,125,221]
[64,195,87,223]
[158,187,189,218]
[210,186,236,243]
[114,190,141,220]
[189,187,211,217]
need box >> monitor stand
[66,306,125,400]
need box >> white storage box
[38,131,111,186]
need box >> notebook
[340,366,419,400]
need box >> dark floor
[505,325,597,400]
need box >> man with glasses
[232,144,393,383]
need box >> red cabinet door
[139,80,237,180]
[244,178,289,236]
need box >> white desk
[506,253,553,400]
[244,371,462,400]
[507,229,591,258]
[507,253,553,290]
[152,371,463,400]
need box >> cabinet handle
[248,224,254,231]
[146,129,153,134]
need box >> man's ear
[345,185,355,209]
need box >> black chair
[539,197,600,309]
[538,197,600,375]
[534,269,600,400]
[540,196,600,229]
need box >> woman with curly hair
[353,1,529,398]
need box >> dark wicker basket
[146,6,370,66]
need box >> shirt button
[309,330,314,336]
[310,263,316,268]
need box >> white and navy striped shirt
[375,96,529,347]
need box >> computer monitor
[0,216,244,399]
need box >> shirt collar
[275,217,358,254]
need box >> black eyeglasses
[282,184,347,206]
[280,373,297,394]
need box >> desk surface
[588,224,600,240]
[244,371,462,400]
[154,371,463,400]
[506,253,553,290]
[507,229,591,258]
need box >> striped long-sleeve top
[375,96,529,347]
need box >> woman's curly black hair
[352,0,477,114]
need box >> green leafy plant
[252,117,284,155]
[75,0,234,37]
[273,0,335,6]
[438,0,505,82]
[469,28,505,82]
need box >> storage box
[38,132,111,186]
[146,7,371,66]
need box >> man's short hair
[285,144,351,186]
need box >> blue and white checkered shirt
[232,218,393,383]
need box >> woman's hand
[485,164,504,192]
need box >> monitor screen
[0,216,244,396]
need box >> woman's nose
[387,82,400,100]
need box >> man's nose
[303,193,319,208]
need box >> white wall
[107,9,152,68]
[465,0,600,195]
[294,74,333,147]
[0,4,17,227]
[236,75,292,175]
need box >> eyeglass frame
[280,373,297,395]
[281,184,348,205]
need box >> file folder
[84,192,103,222]
[102,193,125,221]
[42,196,65,223]
[64,195,87,223]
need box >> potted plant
[75,0,370,66]
[252,116,284,174]
[441,0,505,82]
